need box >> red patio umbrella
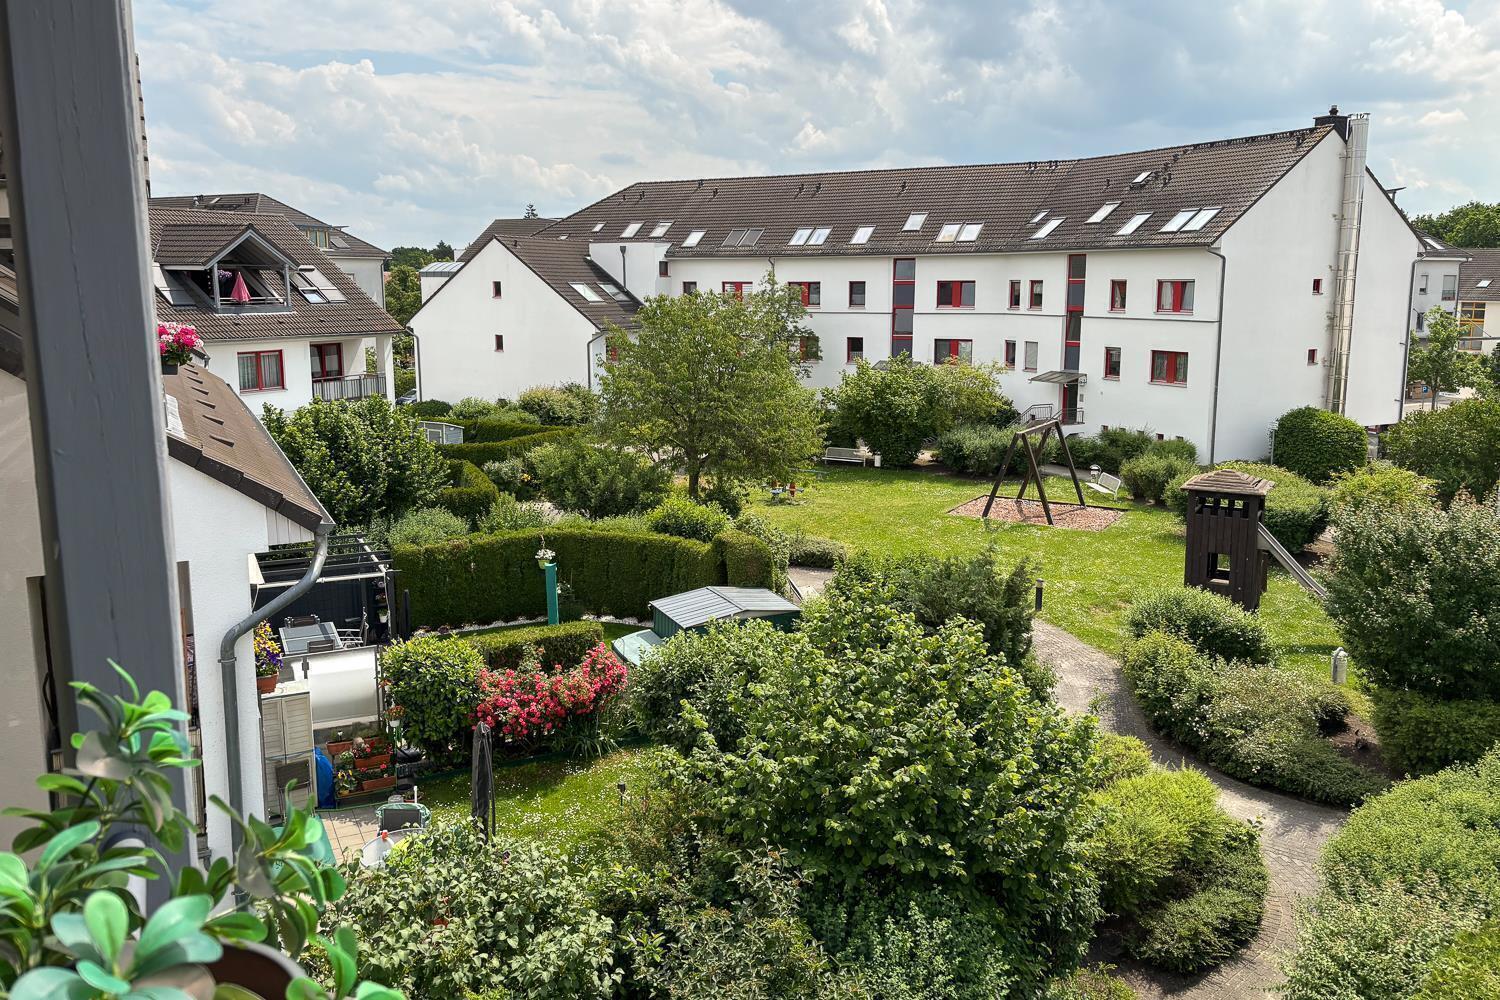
[229,270,252,304]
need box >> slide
[1257,523,1327,602]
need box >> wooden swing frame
[980,417,1088,526]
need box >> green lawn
[417,747,652,853]
[753,467,1345,684]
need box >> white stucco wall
[410,240,599,402]
[1347,189,1421,429]
[328,255,385,309]
[1411,258,1462,331]
[200,334,394,415]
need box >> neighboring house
[414,109,1420,462]
[149,204,403,411]
[1409,235,1466,338]
[0,279,335,857]
[151,193,391,308]
[1455,247,1500,354]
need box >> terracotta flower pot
[355,753,392,771]
[256,674,278,694]
[362,775,397,792]
[327,740,354,758]
[204,940,305,998]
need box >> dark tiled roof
[162,363,329,529]
[541,126,1335,258]
[150,193,388,258]
[153,221,294,269]
[482,235,639,330]
[149,206,403,342]
[459,218,560,262]
[1458,248,1500,302]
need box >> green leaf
[204,911,267,943]
[38,820,100,869]
[353,984,404,1000]
[52,911,105,964]
[75,731,136,780]
[135,894,212,963]
[10,966,95,1000]
[0,852,28,892]
[85,890,129,964]
[78,957,133,994]
[127,988,200,1000]
[285,979,328,1000]
[213,986,264,1000]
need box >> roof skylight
[599,282,631,302]
[850,225,875,245]
[682,230,706,248]
[1425,238,1443,250]
[1029,210,1049,224]
[789,227,813,246]
[958,223,983,242]
[591,222,604,233]
[1480,279,1494,288]
[807,227,831,246]
[649,221,673,238]
[1117,212,1151,235]
[1160,210,1198,233]
[935,223,961,243]
[903,212,927,231]
[1087,202,1121,224]
[721,228,764,248]
[620,222,642,237]
[1181,208,1221,232]
[1030,218,1065,239]
[1132,170,1152,183]
[569,282,602,302]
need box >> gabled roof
[162,363,330,530]
[154,222,295,269]
[148,206,403,342]
[650,586,799,630]
[542,126,1337,258]
[149,193,389,259]
[1414,231,1470,261]
[459,218,560,262]
[1458,248,1500,302]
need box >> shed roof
[650,586,799,630]
[1182,469,1273,496]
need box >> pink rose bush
[474,642,627,745]
[157,322,201,365]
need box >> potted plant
[535,545,556,569]
[157,321,200,374]
[336,768,360,797]
[352,737,391,772]
[253,620,282,694]
[360,769,396,793]
[1,664,403,999]
[327,730,354,758]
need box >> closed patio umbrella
[229,270,251,304]
[470,720,495,839]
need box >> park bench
[822,446,878,467]
[1085,472,1122,499]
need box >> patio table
[279,621,343,655]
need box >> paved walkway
[1035,622,1345,1000]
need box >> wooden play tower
[1181,468,1272,610]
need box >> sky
[134,0,1500,252]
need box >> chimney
[1314,104,1350,140]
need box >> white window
[957,223,983,242]
[1031,218,1064,239]
[1160,210,1197,233]
[569,282,602,302]
[850,225,875,245]
[598,282,630,302]
[807,227,832,245]
[903,212,927,231]
[621,222,642,237]
[297,266,344,302]
[1023,341,1039,371]
[789,227,813,246]
[1117,212,1151,235]
[591,222,604,233]
[682,230,706,248]
[1181,207,1221,231]
[1479,278,1494,288]
[935,223,961,243]
[1029,210,1049,224]
[1132,170,1152,183]
[649,221,673,238]
[1087,202,1120,224]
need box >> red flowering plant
[157,322,201,366]
[474,641,628,749]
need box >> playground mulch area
[949,495,1122,531]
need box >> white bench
[823,447,879,467]
[1086,472,1122,499]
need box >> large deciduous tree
[262,395,449,526]
[1412,201,1500,248]
[597,272,823,498]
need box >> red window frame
[1311,278,1323,294]
[494,335,505,352]
[790,280,821,307]
[1307,348,1318,365]
[1104,346,1121,379]
[1109,279,1127,312]
[849,280,866,307]
[1156,279,1195,314]
[491,280,503,298]
[891,259,915,357]
[658,260,670,277]
[723,280,750,299]
[1150,350,1188,385]
[936,280,975,308]
[1029,280,1044,309]
[1008,280,1021,310]
[846,336,864,363]
[682,281,697,295]
[934,338,973,363]
[796,335,815,361]
[606,342,621,363]
[310,342,343,381]
[1004,340,1017,368]
[236,349,285,392]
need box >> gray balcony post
[0,0,190,881]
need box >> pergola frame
[981,417,1087,526]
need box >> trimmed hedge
[1125,587,1274,663]
[1167,461,1329,552]
[459,416,546,442]
[466,620,605,672]
[1272,405,1369,483]
[395,525,774,626]
[438,428,580,466]
[1120,453,1197,504]
[435,460,500,525]
[1370,687,1500,775]
[788,533,847,569]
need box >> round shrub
[1370,687,1500,775]
[1272,405,1369,482]
[1328,460,1437,519]
[1045,966,1138,1000]
[1090,733,1154,788]
[380,635,483,763]
[529,438,671,518]
[826,356,1012,466]
[449,395,500,420]
[517,383,598,426]
[1414,923,1500,999]
[1088,767,1225,917]
[645,495,731,542]
[934,423,1013,476]
[406,399,452,419]
[1385,397,1500,505]
[386,505,469,548]
[1165,461,1329,552]
[1120,453,1196,504]
[700,476,751,517]
[1125,587,1274,662]
[787,532,847,569]
[1145,437,1198,464]
[1066,428,1156,475]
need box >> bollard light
[1331,647,1349,685]
[1034,578,1045,612]
[617,781,627,805]
[1089,464,1101,484]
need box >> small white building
[416,109,1423,463]
[1456,248,1500,355]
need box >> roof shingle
[1459,248,1500,302]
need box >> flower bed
[475,642,627,746]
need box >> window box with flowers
[253,620,282,694]
[157,322,200,373]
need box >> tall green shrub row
[1271,405,1368,482]
[439,428,580,466]
[435,459,501,525]
[467,619,605,671]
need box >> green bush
[728,511,790,591]
[435,459,500,525]
[1145,437,1198,464]
[380,634,484,762]
[462,415,544,441]
[1328,460,1437,518]
[449,396,500,420]
[407,399,451,418]
[393,367,415,397]
[1090,734,1154,788]
[645,495,731,542]
[439,428,580,466]
[529,438,671,518]
[1088,768,1225,917]
[700,477,751,517]
[788,531,847,569]
[326,824,618,999]
[1065,428,1155,475]
[475,492,551,533]
[1272,405,1369,482]
[483,456,538,500]
[825,356,1012,466]
[386,505,468,548]
[467,620,605,671]
[1120,453,1196,504]
[1045,966,1138,1000]
[1370,687,1500,774]
[1165,461,1329,552]
[1385,398,1500,505]
[1125,586,1275,662]
[934,423,1013,476]
[1414,923,1500,999]
[1325,495,1500,700]
[517,383,598,426]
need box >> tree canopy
[1408,307,1491,407]
[1412,201,1500,248]
[597,271,823,498]
[384,264,421,326]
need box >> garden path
[1035,622,1345,1000]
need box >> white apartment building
[413,109,1421,462]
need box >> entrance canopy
[1028,370,1087,385]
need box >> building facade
[415,111,1421,462]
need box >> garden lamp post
[1331,647,1348,685]
[537,547,559,625]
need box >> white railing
[313,373,386,401]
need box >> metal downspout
[1326,114,1370,415]
[218,519,334,832]
[1206,248,1228,464]
[1398,258,1418,427]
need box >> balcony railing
[313,373,386,401]
[1061,407,1086,426]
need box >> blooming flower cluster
[157,322,201,366]
[474,642,627,744]
[252,621,283,679]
